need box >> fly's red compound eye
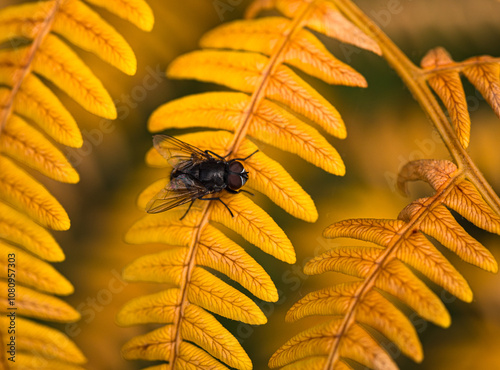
[229,161,244,173]
[228,173,243,190]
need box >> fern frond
[200,17,367,87]
[271,159,499,369]
[0,0,151,367]
[149,92,343,176]
[84,0,154,31]
[0,242,72,295]
[54,0,137,75]
[122,0,380,368]
[168,50,347,138]
[0,316,85,365]
[421,47,500,149]
[267,0,500,368]
[271,319,397,369]
[0,76,81,147]
[0,115,79,183]
[245,0,381,55]
[0,201,63,262]
[0,156,69,230]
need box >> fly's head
[226,161,249,191]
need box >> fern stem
[169,202,212,367]
[0,0,62,135]
[332,0,500,217]
[419,56,500,75]
[168,4,319,365]
[228,0,316,153]
[324,170,461,370]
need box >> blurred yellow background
[3,0,500,369]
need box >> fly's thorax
[197,160,227,190]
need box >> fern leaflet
[0,0,153,368]
[119,0,380,368]
[271,0,500,369]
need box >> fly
[146,135,257,219]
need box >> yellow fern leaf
[401,200,497,272]
[419,48,500,149]
[277,157,499,369]
[32,34,116,119]
[397,159,457,195]
[55,0,137,75]
[0,202,63,262]
[394,231,472,302]
[5,76,82,147]
[168,50,346,138]
[0,316,86,365]
[462,56,500,119]
[0,0,151,365]
[421,47,471,148]
[303,0,382,54]
[324,218,404,245]
[85,0,154,31]
[269,319,397,369]
[304,247,450,326]
[0,282,79,322]
[446,180,500,234]
[125,210,198,247]
[211,192,295,263]
[325,216,474,302]
[0,242,72,295]
[198,224,278,302]
[0,156,70,230]
[14,353,86,370]
[188,267,267,325]
[183,305,253,370]
[124,227,278,302]
[123,326,251,370]
[200,17,367,87]
[281,358,352,370]
[285,282,423,362]
[0,115,79,183]
[246,0,381,55]
[117,289,179,325]
[120,299,251,369]
[0,1,51,43]
[123,0,377,367]
[176,341,234,370]
[122,248,186,285]
[149,93,343,176]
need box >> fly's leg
[228,150,259,163]
[205,150,231,160]
[179,200,195,221]
[198,196,234,217]
[205,149,258,162]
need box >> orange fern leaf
[271,159,499,369]
[0,0,152,367]
[421,47,500,149]
[121,0,380,368]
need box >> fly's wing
[145,174,209,214]
[153,135,211,170]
